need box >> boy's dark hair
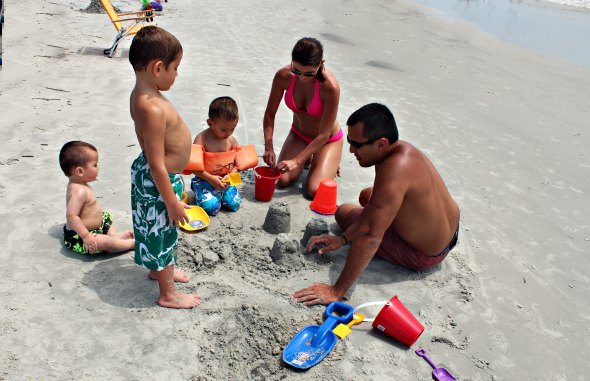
[346,103,399,144]
[129,26,183,72]
[59,141,98,176]
[292,37,325,82]
[208,96,239,121]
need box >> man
[293,103,460,306]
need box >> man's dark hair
[129,26,183,72]
[292,37,326,82]
[59,141,97,176]
[346,103,399,144]
[208,96,238,121]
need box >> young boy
[128,26,201,309]
[60,141,135,255]
[190,96,242,216]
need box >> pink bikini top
[284,75,324,118]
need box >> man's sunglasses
[291,62,321,77]
[346,135,382,149]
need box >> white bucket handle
[353,301,388,322]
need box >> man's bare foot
[157,293,202,309]
[119,230,134,239]
[149,269,190,283]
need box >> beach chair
[99,0,156,57]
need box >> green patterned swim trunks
[131,152,183,271]
[63,211,113,254]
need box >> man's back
[376,141,459,254]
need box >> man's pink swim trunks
[348,208,459,271]
[378,224,459,271]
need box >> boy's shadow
[49,224,156,308]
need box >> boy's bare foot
[157,293,202,309]
[119,230,134,239]
[149,269,190,283]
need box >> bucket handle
[353,301,388,322]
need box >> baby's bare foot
[157,293,202,309]
[148,269,190,283]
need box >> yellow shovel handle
[346,313,365,328]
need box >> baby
[190,96,242,215]
[60,141,134,254]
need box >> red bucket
[310,179,338,215]
[254,166,281,202]
[372,296,424,346]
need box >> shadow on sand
[49,223,156,308]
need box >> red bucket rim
[254,166,281,180]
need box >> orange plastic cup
[310,179,338,215]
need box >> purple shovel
[415,348,457,381]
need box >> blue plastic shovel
[283,302,354,369]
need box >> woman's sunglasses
[346,135,382,149]
[291,62,322,77]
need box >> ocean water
[411,0,590,68]
[545,0,589,7]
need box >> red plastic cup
[372,295,424,346]
[310,179,338,215]
[254,166,281,202]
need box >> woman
[262,37,343,198]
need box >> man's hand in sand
[306,234,347,255]
[292,282,339,306]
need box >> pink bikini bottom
[290,125,343,145]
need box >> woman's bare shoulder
[321,69,340,92]
[274,65,293,84]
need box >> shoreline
[411,0,590,68]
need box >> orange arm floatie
[234,145,259,170]
[182,144,205,174]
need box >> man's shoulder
[386,141,415,161]
[381,142,423,174]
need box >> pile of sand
[80,0,120,14]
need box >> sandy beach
[1,0,589,380]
